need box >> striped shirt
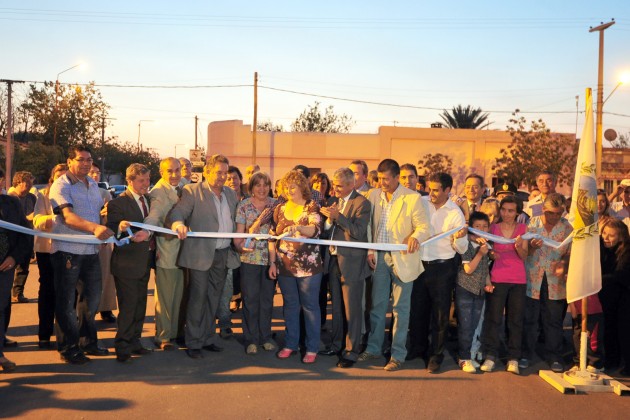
[376,184,404,244]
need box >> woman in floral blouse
[269,170,323,364]
[234,172,277,355]
[523,193,572,373]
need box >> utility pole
[252,71,258,164]
[194,115,198,150]
[590,19,615,182]
[100,116,115,177]
[1,79,25,190]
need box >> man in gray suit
[169,154,240,359]
[320,167,371,368]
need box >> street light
[137,119,154,152]
[603,73,629,104]
[174,143,186,157]
[54,62,85,146]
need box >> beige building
[206,120,629,196]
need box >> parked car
[110,185,126,198]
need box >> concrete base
[540,369,630,396]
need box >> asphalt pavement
[1,263,628,419]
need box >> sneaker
[246,344,258,355]
[518,358,529,369]
[507,359,520,375]
[550,361,563,373]
[61,352,91,365]
[262,342,276,351]
[459,359,477,374]
[587,365,604,374]
[358,351,379,362]
[480,359,495,372]
[384,359,402,371]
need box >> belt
[422,258,454,265]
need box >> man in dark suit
[169,154,240,359]
[320,167,372,368]
[107,163,154,362]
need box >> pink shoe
[302,352,317,364]
[276,348,296,359]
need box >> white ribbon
[0,220,132,247]
[467,227,571,249]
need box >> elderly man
[454,174,486,223]
[358,159,430,371]
[525,171,556,218]
[107,164,154,362]
[8,171,36,303]
[49,145,114,364]
[145,157,184,351]
[179,157,194,186]
[169,154,240,359]
[319,167,371,368]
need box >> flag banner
[566,88,601,303]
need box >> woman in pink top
[480,195,528,374]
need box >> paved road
[1,264,628,419]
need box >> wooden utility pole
[1,79,25,190]
[194,115,198,149]
[589,20,615,182]
[252,72,258,164]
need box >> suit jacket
[107,190,152,279]
[367,186,430,282]
[458,199,484,223]
[145,179,181,269]
[167,181,239,271]
[324,191,372,281]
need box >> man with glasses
[49,146,115,364]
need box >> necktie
[139,196,149,218]
[470,203,477,213]
[176,186,182,198]
[329,198,345,255]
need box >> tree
[13,142,65,183]
[493,114,578,189]
[609,132,630,148]
[257,120,284,132]
[440,105,490,129]
[418,153,453,177]
[18,81,110,150]
[291,102,354,133]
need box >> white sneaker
[507,359,520,375]
[587,365,604,373]
[480,359,495,372]
[246,344,258,355]
[459,359,477,373]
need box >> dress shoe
[405,348,425,361]
[0,358,17,372]
[38,340,54,349]
[158,342,175,351]
[116,353,132,363]
[11,294,29,303]
[202,343,223,352]
[131,346,153,355]
[100,311,117,323]
[186,349,203,359]
[318,348,337,356]
[4,338,18,348]
[427,358,441,374]
[219,328,233,339]
[81,345,110,356]
[61,352,91,365]
[175,337,186,346]
[337,357,356,368]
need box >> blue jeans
[52,252,102,357]
[455,285,485,360]
[278,273,322,353]
[366,252,413,362]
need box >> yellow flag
[566,88,601,303]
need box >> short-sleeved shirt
[610,201,630,232]
[272,200,323,277]
[49,171,105,255]
[490,223,527,284]
[526,216,573,300]
[236,196,276,266]
[457,241,490,295]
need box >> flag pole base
[539,369,630,396]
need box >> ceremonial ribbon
[468,227,572,249]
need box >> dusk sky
[3,1,630,158]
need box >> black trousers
[481,282,526,361]
[36,252,56,340]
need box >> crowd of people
[0,147,629,379]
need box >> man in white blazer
[358,159,430,371]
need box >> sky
[2,1,630,159]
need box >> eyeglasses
[544,211,563,217]
[73,158,94,163]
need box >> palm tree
[440,105,490,129]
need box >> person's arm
[464,242,489,274]
[33,191,54,232]
[407,194,430,253]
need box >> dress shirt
[376,184,404,244]
[421,197,467,261]
[326,191,353,255]
[210,189,233,249]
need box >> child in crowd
[456,211,494,373]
